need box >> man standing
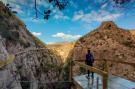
[85,49,94,78]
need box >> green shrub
[1,31,20,42]
[123,40,133,47]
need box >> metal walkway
[73,74,135,89]
[71,61,135,89]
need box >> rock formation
[71,21,135,81]
[0,1,63,89]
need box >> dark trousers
[87,64,94,78]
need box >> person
[85,49,94,78]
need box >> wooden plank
[73,74,135,89]
[74,61,108,76]
[74,61,109,89]
[103,74,108,89]
[73,78,83,89]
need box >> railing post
[96,77,99,89]
[102,74,108,89]
[103,60,108,89]
[69,59,73,82]
[105,60,109,73]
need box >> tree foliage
[5,0,134,20]
[6,3,17,14]
[34,0,68,20]
[113,0,131,4]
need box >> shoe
[85,75,90,79]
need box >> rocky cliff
[0,2,64,89]
[71,21,135,81]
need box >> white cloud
[0,0,7,4]
[46,42,56,44]
[12,4,24,14]
[101,3,108,9]
[73,10,123,23]
[54,11,69,20]
[69,1,78,9]
[73,10,84,21]
[54,14,69,20]
[0,0,25,14]
[52,32,81,41]
[32,32,42,36]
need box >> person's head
[87,49,90,53]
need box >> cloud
[54,11,70,20]
[52,32,81,41]
[0,0,7,4]
[12,4,24,14]
[73,10,123,23]
[73,10,84,21]
[101,3,108,9]
[0,0,24,14]
[32,32,42,36]
[46,42,56,44]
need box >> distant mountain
[130,30,135,36]
[47,42,75,62]
[71,21,135,81]
[0,1,64,89]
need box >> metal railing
[70,59,135,89]
[70,60,108,89]
[0,47,51,68]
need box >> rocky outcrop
[0,36,22,89]
[71,21,135,81]
[0,1,63,89]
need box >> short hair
[87,49,90,53]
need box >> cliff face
[0,2,63,89]
[71,21,135,81]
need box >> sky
[1,0,135,44]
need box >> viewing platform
[73,74,135,89]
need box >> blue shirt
[85,53,94,65]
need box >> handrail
[74,61,108,76]
[0,47,46,68]
[72,61,108,89]
[0,47,55,69]
[15,48,46,55]
[74,59,135,66]
[72,59,135,89]
[0,54,15,68]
